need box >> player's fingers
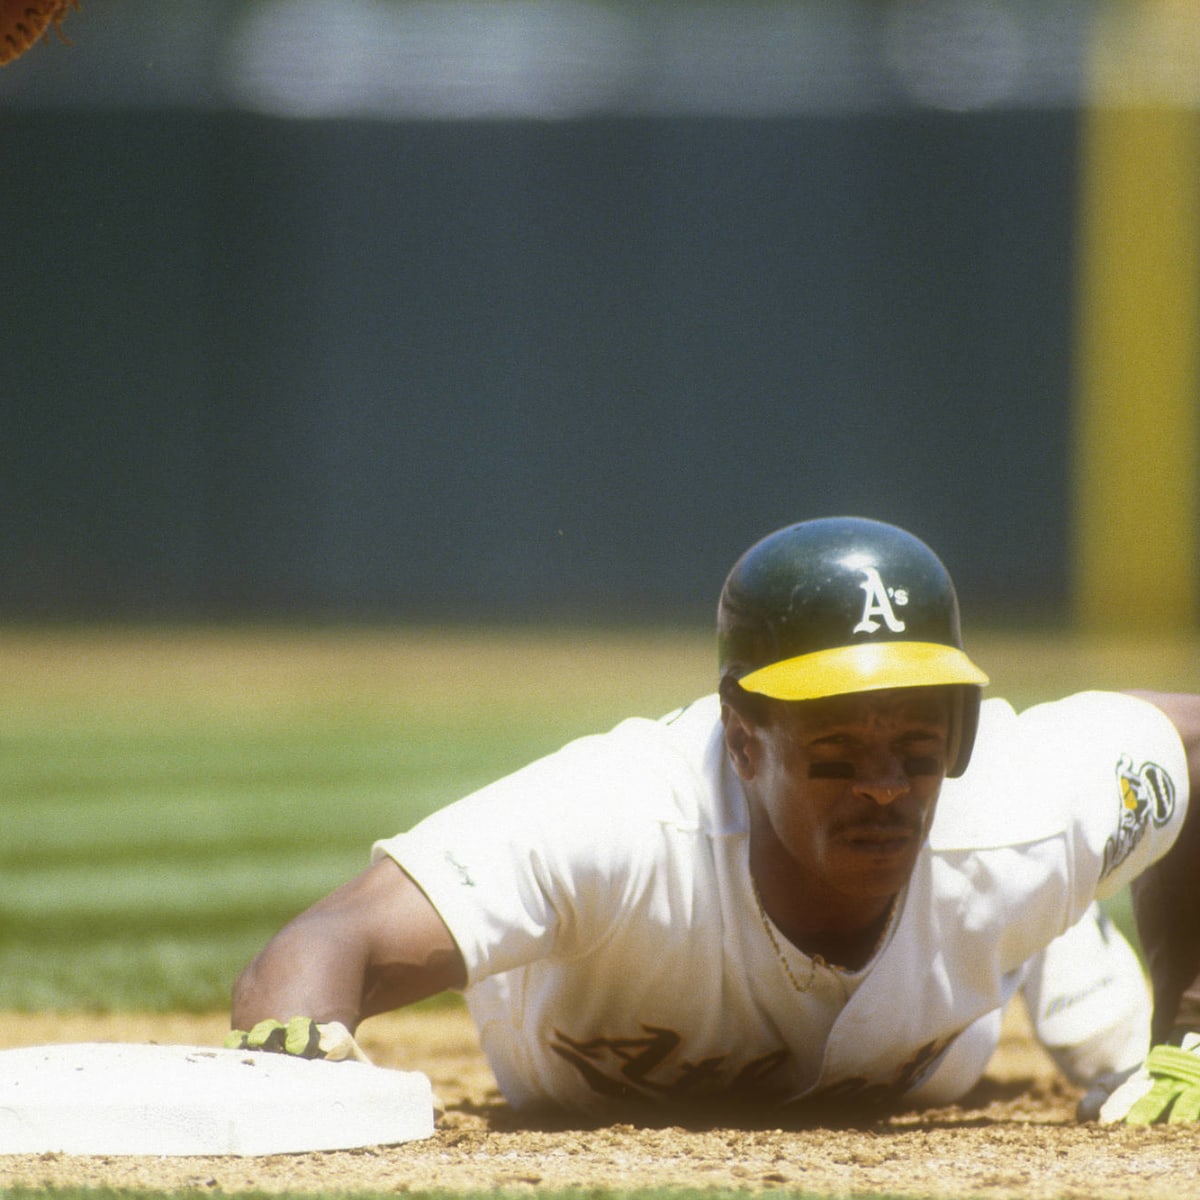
[1102,1038,1200,1124]
[243,1017,290,1053]
[283,1016,322,1057]
[1124,1077,1179,1125]
[316,1020,371,1063]
[1167,1084,1200,1124]
[223,1016,368,1062]
[1098,1065,1154,1122]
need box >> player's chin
[834,834,920,891]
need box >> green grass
[2,723,504,1010]
[0,625,716,1011]
[0,624,1194,1012]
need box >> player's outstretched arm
[1096,691,1200,1123]
[230,857,467,1043]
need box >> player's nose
[852,752,910,806]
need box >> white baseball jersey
[373,690,1186,1114]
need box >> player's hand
[224,1016,371,1064]
[1094,1030,1200,1124]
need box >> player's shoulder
[930,691,1167,850]
[530,693,728,824]
[598,693,730,818]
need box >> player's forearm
[230,858,468,1031]
[1127,691,1200,1041]
[230,913,371,1032]
[1133,842,1200,1041]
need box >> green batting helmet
[717,517,988,777]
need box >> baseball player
[229,517,1200,1123]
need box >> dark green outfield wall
[0,108,1076,622]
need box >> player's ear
[720,677,764,780]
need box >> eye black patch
[808,761,855,779]
[903,756,941,776]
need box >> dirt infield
[4,1008,1200,1199]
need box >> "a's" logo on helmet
[852,566,908,634]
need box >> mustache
[830,811,924,839]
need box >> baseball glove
[225,1016,371,1064]
[0,0,78,67]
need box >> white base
[0,1042,436,1156]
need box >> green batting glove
[224,1016,370,1063]
[1099,1031,1200,1124]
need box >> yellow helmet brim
[735,640,989,702]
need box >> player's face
[730,686,951,911]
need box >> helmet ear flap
[947,686,982,778]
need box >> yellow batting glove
[225,1016,370,1063]
[1100,1032,1200,1124]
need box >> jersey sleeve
[1020,691,1190,904]
[371,722,674,987]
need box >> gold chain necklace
[751,874,822,993]
[751,875,898,995]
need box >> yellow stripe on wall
[1073,0,1200,633]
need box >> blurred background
[1,0,1197,631]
